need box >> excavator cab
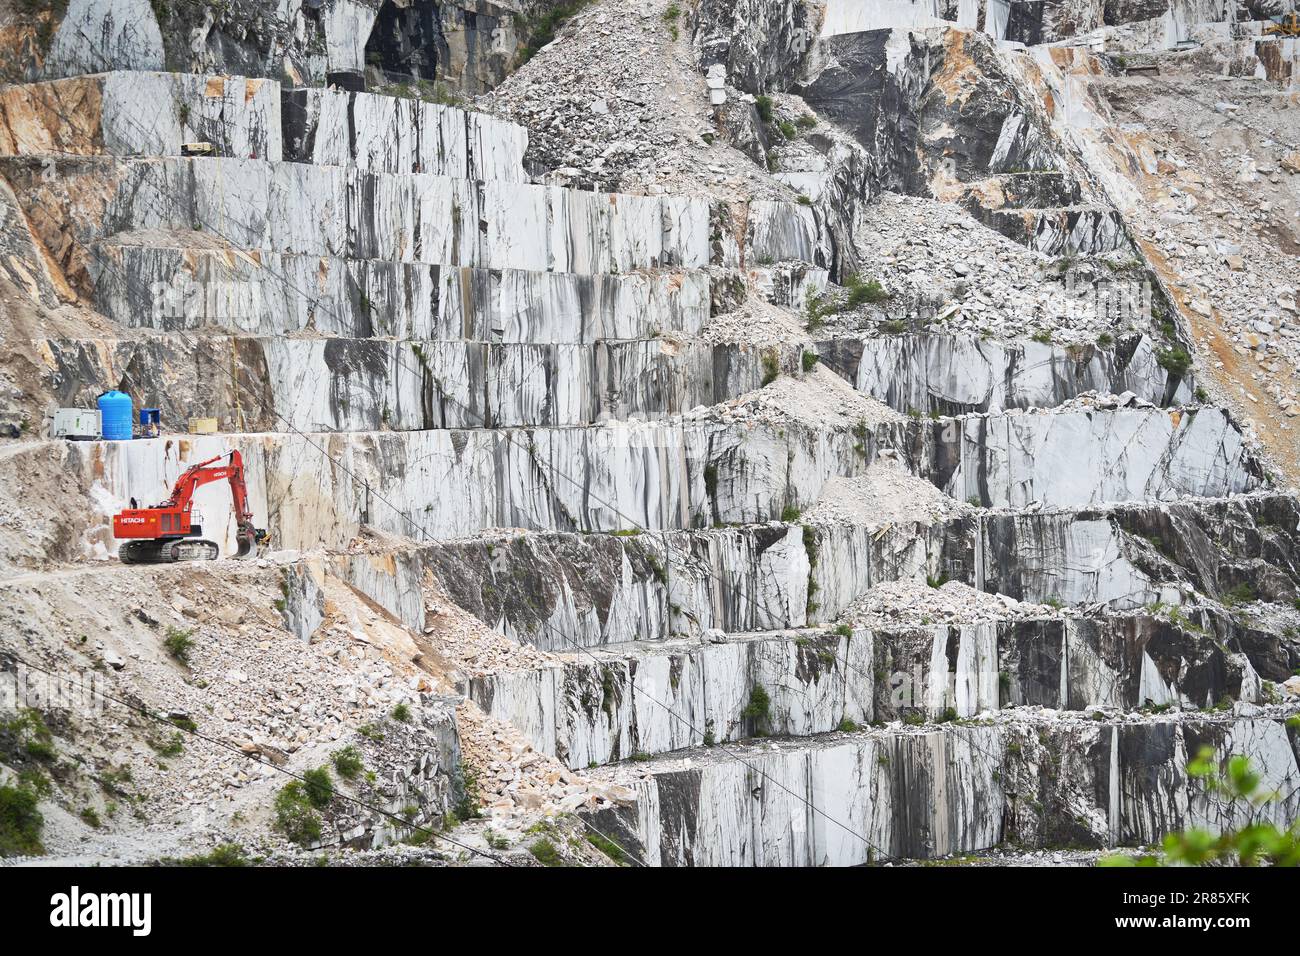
[113,450,267,564]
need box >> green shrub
[796,114,817,129]
[837,718,859,733]
[2,709,55,762]
[844,274,889,307]
[1156,346,1192,378]
[1096,332,1114,347]
[149,731,184,757]
[1100,749,1300,867]
[163,626,194,665]
[528,837,564,866]
[301,766,334,809]
[518,0,593,64]
[662,2,681,38]
[586,831,626,864]
[454,762,482,822]
[832,623,852,638]
[760,349,780,386]
[391,702,412,723]
[741,685,772,724]
[801,350,819,373]
[0,784,44,856]
[273,782,322,846]
[1222,582,1256,606]
[879,319,907,335]
[778,120,797,140]
[165,843,249,867]
[754,95,774,123]
[780,505,801,523]
[331,746,363,781]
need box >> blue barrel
[97,390,133,441]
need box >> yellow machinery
[1264,12,1300,36]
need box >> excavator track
[118,538,221,564]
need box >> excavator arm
[162,451,265,556]
[113,450,267,562]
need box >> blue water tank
[97,390,133,441]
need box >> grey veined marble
[71,406,1260,555]
[584,716,1300,865]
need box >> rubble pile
[841,579,1061,629]
[483,0,786,201]
[847,194,1157,344]
[0,561,451,858]
[1100,75,1300,437]
[694,364,901,430]
[803,461,971,528]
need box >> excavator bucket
[235,527,269,558]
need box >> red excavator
[112,450,267,563]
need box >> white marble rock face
[0,73,280,161]
[590,717,1300,865]
[284,87,529,181]
[465,607,1275,769]
[470,629,876,769]
[0,70,527,177]
[74,420,862,551]
[6,0,1294,870]
[363,489,1296,656]
[92,158,715,274]
[251,337,778,430]
[90,248,710,341]
[848,334,1192,413]
[43,0,165,79]
[942,406,1255,509]
[71,405,1259,556]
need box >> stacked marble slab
[467,612,1287,770]
[582,713,1300,865]
[0,71,525,179]
[398,492,1300,644]
[65,404,1260,552]
[818,333,1196,413]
